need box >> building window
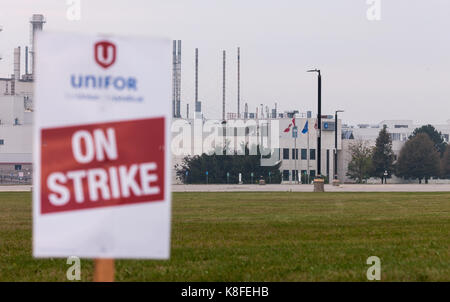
[301,149,307,160]
[292,170,298,181]
[282,170,290,181]
[283,148,290,160]
[15,165,22,171]
[0,139,4,145]
[301,170,308,184]
[310,170,316,178]
[310,149,316,160]
[292,148,298,160]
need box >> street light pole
[334,110,344,180]
[308,69,322,177]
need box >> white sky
[0,0,449,125]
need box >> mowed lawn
[0,192,449,281]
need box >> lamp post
[334,110,344,180]
[307,69,322,177]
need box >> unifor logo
[94,41,116,69]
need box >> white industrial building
[338,120,450,183]
[0,86,33,182]
[0,14,41,183]
[171,112,342,184]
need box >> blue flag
[301,121,308,134]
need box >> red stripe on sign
[40,117,165,214]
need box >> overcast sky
[0,0,449,125]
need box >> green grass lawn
[0,192,449,281]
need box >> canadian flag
[283,118,296,133]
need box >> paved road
[0,185,32,192]
[173,184,450,192]
[1,184,449,193]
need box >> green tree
[371,125,395,183]
[410,124,447,156]
[346,140,373,184]
[396,133,440,183]
[175,144,282,184]
[441,148,450,179]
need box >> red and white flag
[283,118,296,133]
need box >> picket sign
[33,32,172,281]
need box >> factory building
[0,14,43,183]
[171,112,342,184]
[338,120,450,183]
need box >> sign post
[94,259,115,282]
[33,32,172,281]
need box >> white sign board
[33,32,171,259]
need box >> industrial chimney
[30,14,45,76]
[176,40,181,118]
[172,41,176,117]
[195,48,198,106]
[14,47,20,80]
[25,46,29,75]
[172,40,182,118]
[222,50,226,121]
[237,47,240,118]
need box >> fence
[0,173,32,184]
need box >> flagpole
[294,135,297,184]
[307,118,310,184]
[294,118,298,184]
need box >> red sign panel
[40,117,165,214]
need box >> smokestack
[194,48,202,115]
[195,48,198,106]
[244,102,248,119]
[30,14,45,75]
[222,50,226,121]
[176,40,181,118]
[25,46,29,75]
[172,41,177,117]
[187,104,189,120]
[14,47,20,80]
[10,74,15,95]
[237,47,240,118]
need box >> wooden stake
[94,258,115,282]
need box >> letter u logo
[94,41,116,69]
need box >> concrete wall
[0,96,26,125]
[0,125,32,155]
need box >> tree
[441,148,450,179]
[410,125,447,156]
[175,144,282,184]
[371,125,395,183]
[346,140,373,184]
[396,133,440,183]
